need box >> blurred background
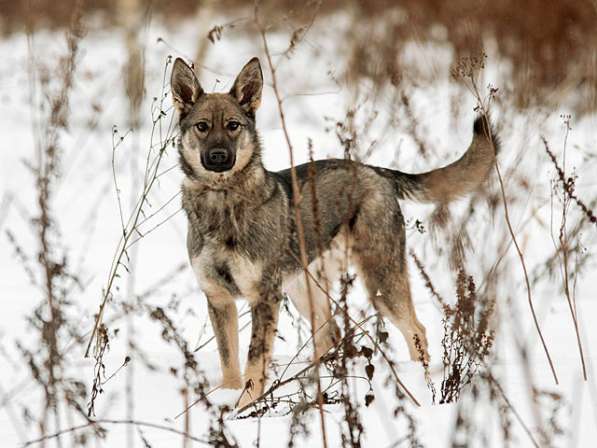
[2,0,597,111]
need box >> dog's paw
[236,390,256,410]
[235,377,264,410]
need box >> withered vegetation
[2,1,596,447]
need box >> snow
[1,11,596,448]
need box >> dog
[171,56,498,408]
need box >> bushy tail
[382,115,499,204]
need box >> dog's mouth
[201,147,236,173]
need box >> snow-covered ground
[1,12,597,447]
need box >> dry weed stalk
[12,4,89,445]
[453,54,559,385]
[84,58,177,410]
[24,418,211,447]
[254,3,330,447]
[543,120,589,382]
[439,269,494,404]
[8,2,596,446]
[543,136,597,226]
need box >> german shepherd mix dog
[171,57,498,408]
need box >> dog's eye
[196,122,209,133]
[226,121,240,131]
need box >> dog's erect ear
[171,58,203,115]
[229,57,263,116]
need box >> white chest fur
[191,244,263,304]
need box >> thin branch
[84,59,176,359]
[466,78,559,385]
[23,419,210,446]
[255,4,329,448]
[543,126,587,380]
[485,372,541,448]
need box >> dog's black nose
[202,147,235,172]
[208,148,229,164]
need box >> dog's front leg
[207,300,242,390]
[237,295,281,408]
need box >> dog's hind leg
[367,275,429,363]
[284,258,341,359]
[351,192,429,363]
[207,300,242,389]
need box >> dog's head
[171,57,263,185]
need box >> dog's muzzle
[201,147,236,172]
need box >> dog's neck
[181,153,274,213]
[181,155,277,243]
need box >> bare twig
[84,58,176,360]
[23,418,210,446]
[543,124,588,380]
[485,372,541,448]
[464,71,559,385]
[254,3,329,447]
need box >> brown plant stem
[255,4,326,445]
[467,77,559,385]
[23,419,210,447]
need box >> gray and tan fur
[171,57,499,408]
